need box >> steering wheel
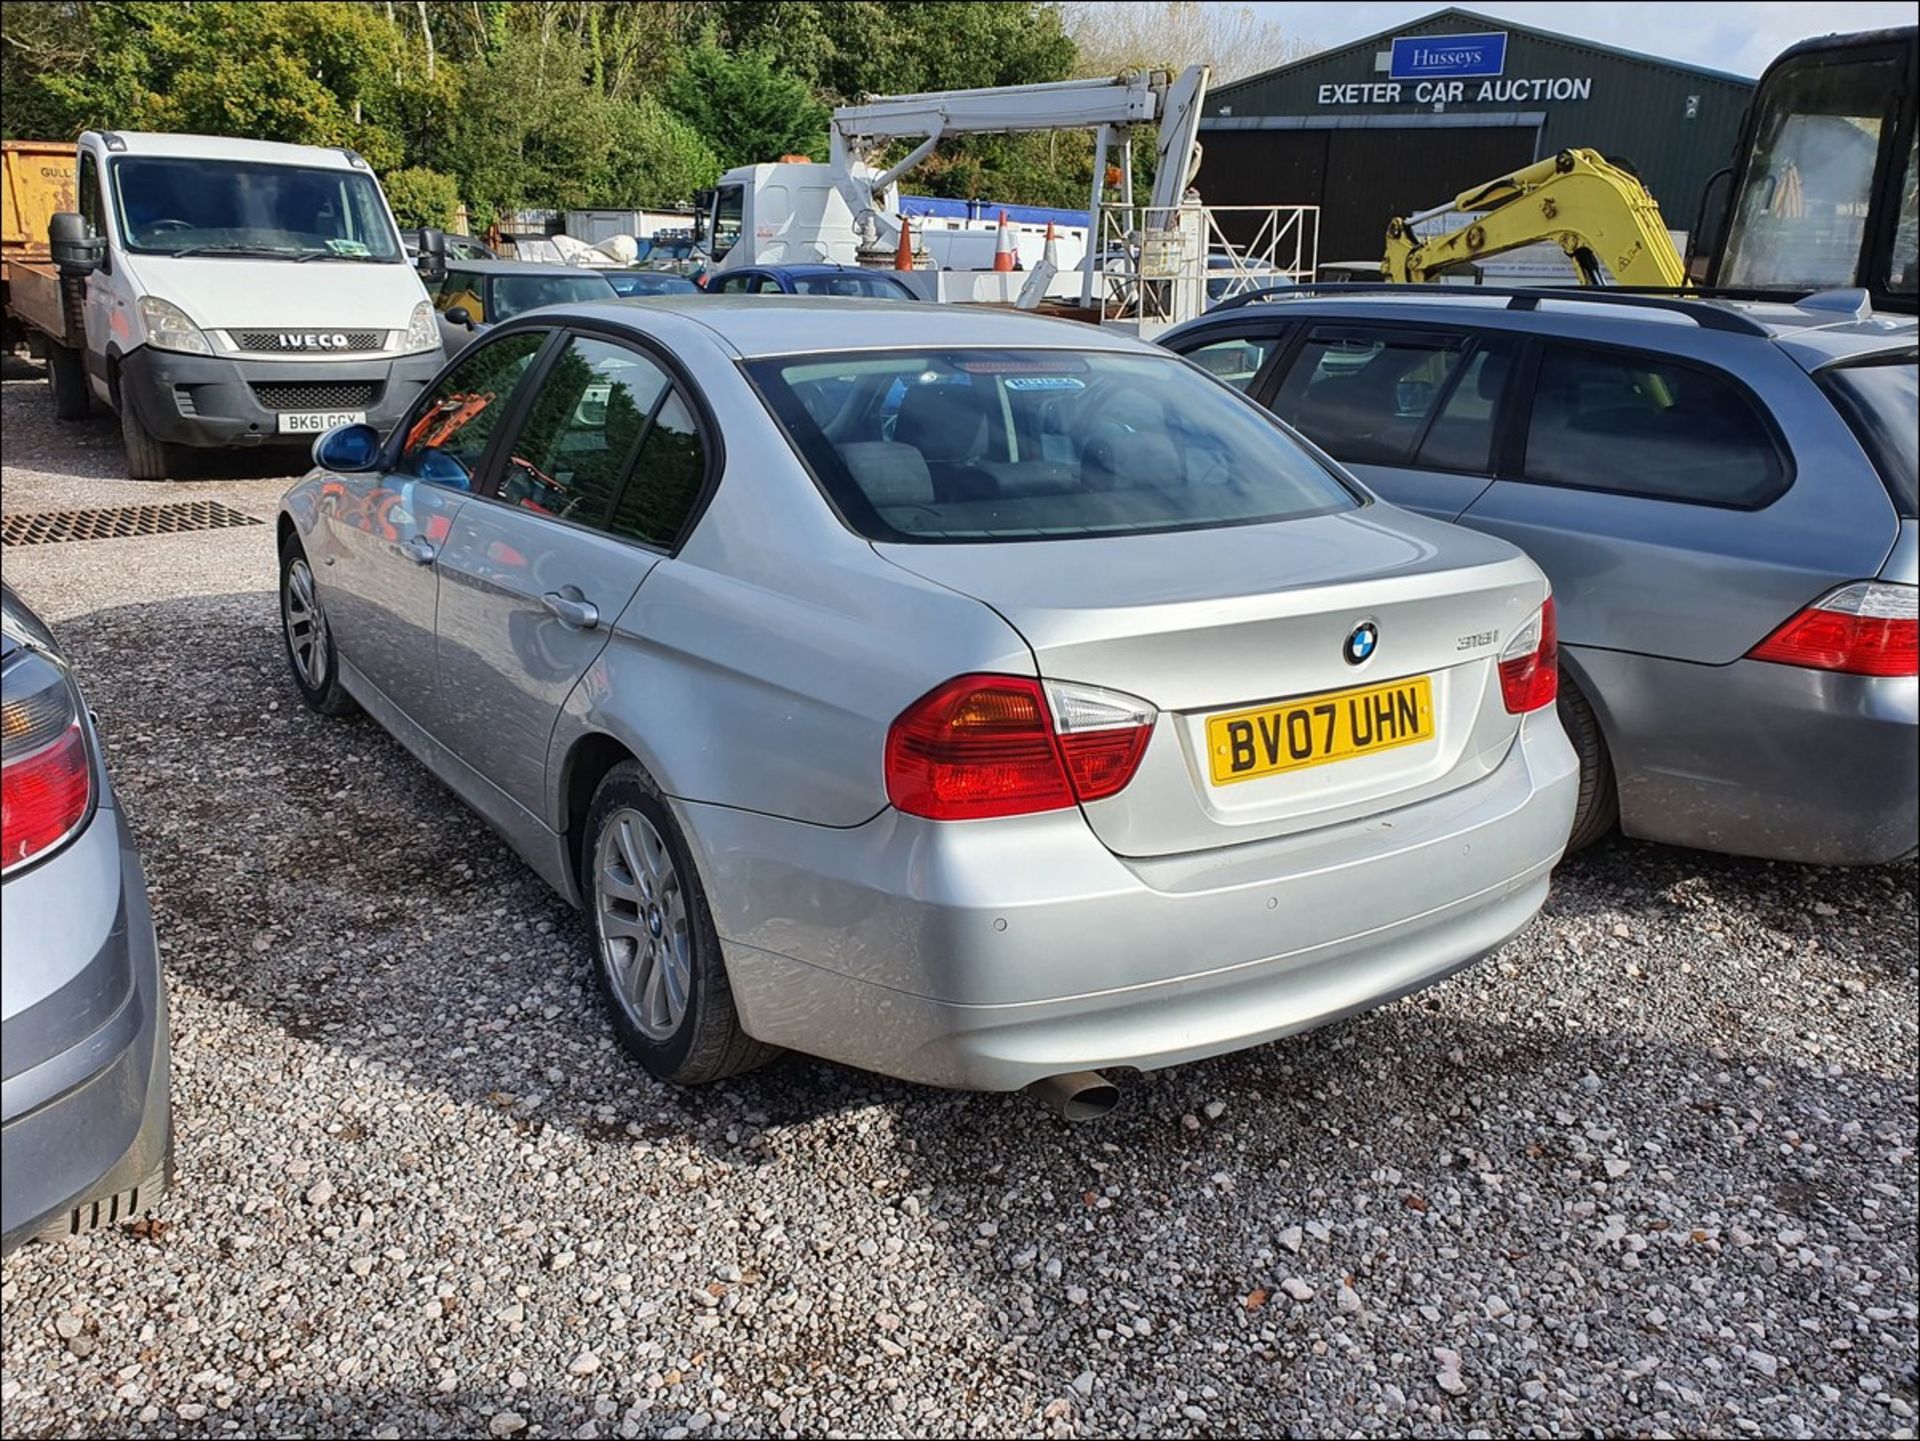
[146,219,194,234]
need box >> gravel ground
[2,363,1916,1439]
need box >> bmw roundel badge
[1343,620,1379,666]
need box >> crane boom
[1383,148,1687,288]
[830,66,1210,222]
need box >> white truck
[2,131,443,479]
[693,68,1211,308]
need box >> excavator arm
[1383,148,1687,288]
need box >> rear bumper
[117,345,440,448]
[1,805,172,1254]
[682,710,1577,1090]
[1575,647,1919,866]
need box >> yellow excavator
[1382,147,1687,288]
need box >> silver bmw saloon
[277,298,1578,1101]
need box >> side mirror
[313,422,382,473]
[444,306,474,329]
[48,213,104,276]
[416,226,447,281]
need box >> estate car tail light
[1,650,94,873]
[885,674,1154,821]
[1747,581,1918,678]
[1498,597,1559,714]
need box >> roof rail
[1208,282,1773,337]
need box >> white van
[27,132,443,478]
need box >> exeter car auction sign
[1315,30,1594,109]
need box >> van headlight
[136,295,211,355]
[400,300,439,354]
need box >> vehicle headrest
[894,381,990,462]
[838,441,934,507]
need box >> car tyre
[47,344,91,421]
[279,541,357,716]
[583,762,780,1085]
[1558,672,1618,852]
[119,397,182,481]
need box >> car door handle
[398,536,437,565]
[541,591,599,630]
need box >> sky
[1255,2,1916,78]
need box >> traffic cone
[992,210,1016,272]
[895,215,914,270]
[1040,220,1059,270]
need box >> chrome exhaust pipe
[1026,1070,1120,1121]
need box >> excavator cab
[1711,26,1917,310]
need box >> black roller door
[1195,129,1328,249]
[1198,124,1540,265]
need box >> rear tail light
[885,674,1154,821]
[1498,597,1559,714]
[1748,581,1918,677]
[2,650,95,873]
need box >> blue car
[706,264,918,300]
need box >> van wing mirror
[48,213,104,276]
[416,226,447,280]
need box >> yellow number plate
[1207,675,1434,786]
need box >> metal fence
[1090,204,1320,334]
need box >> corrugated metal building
[1200,7,1754,263]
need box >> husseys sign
[1315,31,1595,108]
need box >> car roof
[1170,290,1919,371]
[446,259,620,277]
[543,296,1156,357]
[738,264,907,279]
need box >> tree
[16,2,412,169]
[663,30,829,171]
[1057,1,1315,83]
[383,165,461,227]
[594,99,721,208]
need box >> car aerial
[1161,286,1919,864]
[424,259,622,357]
[2,584,172,1253]
[276,296,1575,1111]
[705,264,919,300]
[605,270,703,299]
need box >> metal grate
[3,502,265,547]
[250,380,380,411]
[232,329,384,353]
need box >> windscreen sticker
[327,238,372,257]
[1004,376,1086,391]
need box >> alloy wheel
[283,556,330,690]
[595,807,692,1042]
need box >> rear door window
[605,390,709,548]
[1270,328,1470,464]
[1414,343,1513,474]
[1522,346,1789,508]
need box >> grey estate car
[278,298,1576,1101]
[1163,289,1919,865]
[2,585,171,1252]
